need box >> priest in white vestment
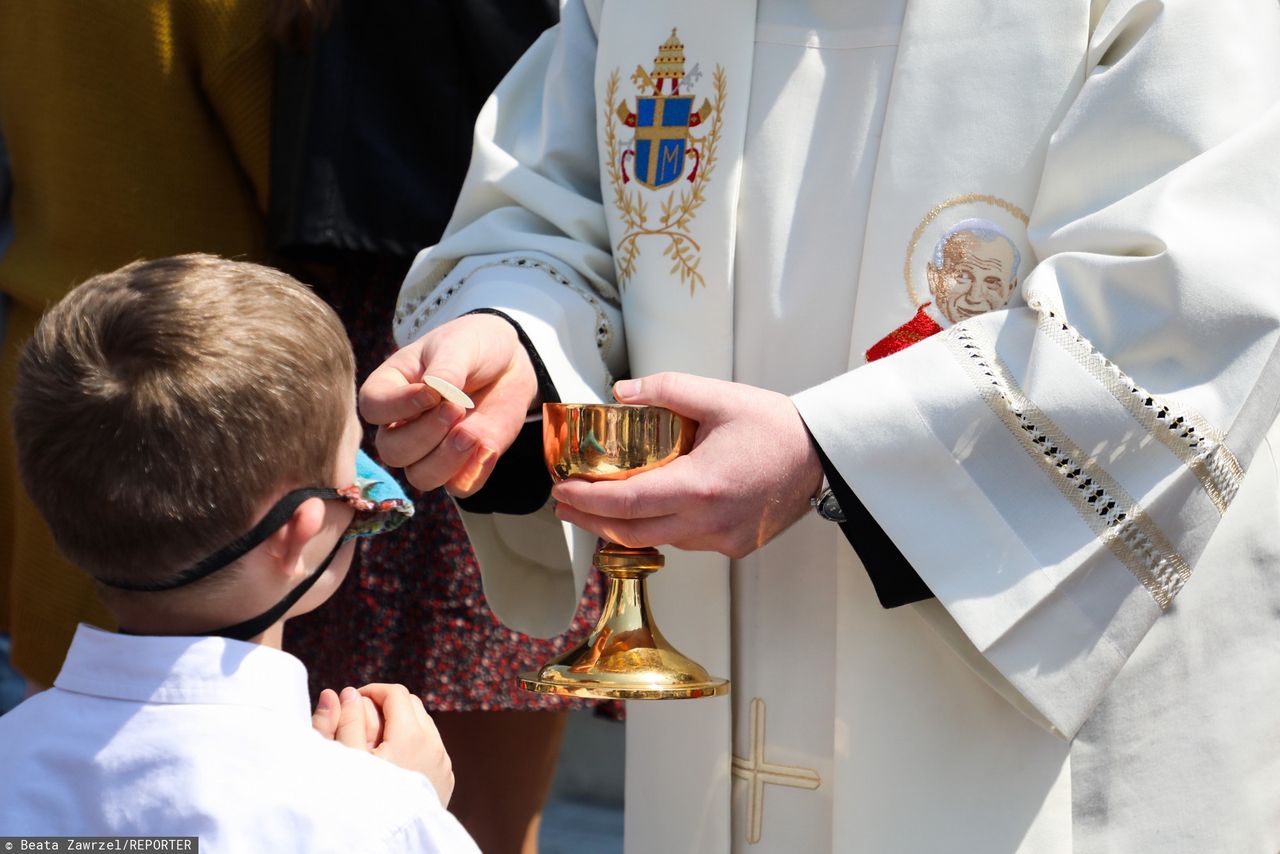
[362,1,1280,851]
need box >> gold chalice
[519,403,731,700]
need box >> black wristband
[454,309,557,515]
[464,307,560,406]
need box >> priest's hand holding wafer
[553,372,825,559]
[360,314,537,496]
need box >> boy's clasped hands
[312,683,456,807]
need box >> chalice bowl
[518,403,731,700]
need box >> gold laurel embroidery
[397,257,615,374]
[1030,301,1243,514]
[945,324,1191,609]
[606,66,727,294]
[903,195,1030,307]
[604,70,643,284]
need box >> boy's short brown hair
[12,254,356,588]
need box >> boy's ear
[262,497,328,575]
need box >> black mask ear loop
[203,537,346,642]
[103,487,340,593]
[110,486,347,641]
[117,536,346,642]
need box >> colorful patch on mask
[341,449,414,540]
[605,28,726,293]
[866,195,1030,362]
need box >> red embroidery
[865,303,944,362]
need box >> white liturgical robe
[395,0,1280,851]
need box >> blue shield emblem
[634,96,692,189]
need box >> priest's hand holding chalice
[362,313,825,699]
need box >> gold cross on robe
[731,697,822,844]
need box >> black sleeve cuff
[810,438,934,609]
[454,309,559,516]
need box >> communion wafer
[423,375,475,409]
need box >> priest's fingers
[398,376,530,494]
[400,429,496,494]
[612,371,735,423]
[551,455,700,520]
[372,318,536,491]
[555,504,752,558]
[374,400,465,468]
[444,444,501,498]
[361,313,526,426]
[334,686,370,750]
[311,688,340,740]
[552,503,661,547]
[360,338,442,426]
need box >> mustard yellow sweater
[0,0,272,684]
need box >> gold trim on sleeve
[945,324,1191,609]
[1031,303,1243,514]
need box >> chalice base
[518,638,731,701]
[518,554,730,700]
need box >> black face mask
[108,451,413,642]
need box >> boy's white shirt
[395,0,1280,851]
[0,625,479,853]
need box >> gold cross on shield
[634,96,691,188]
[731,697,822,844]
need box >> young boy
[0,255,479,852]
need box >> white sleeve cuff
[794,321,1160,737]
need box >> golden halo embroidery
[605,28,726,293]
[866,194,1030,362]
